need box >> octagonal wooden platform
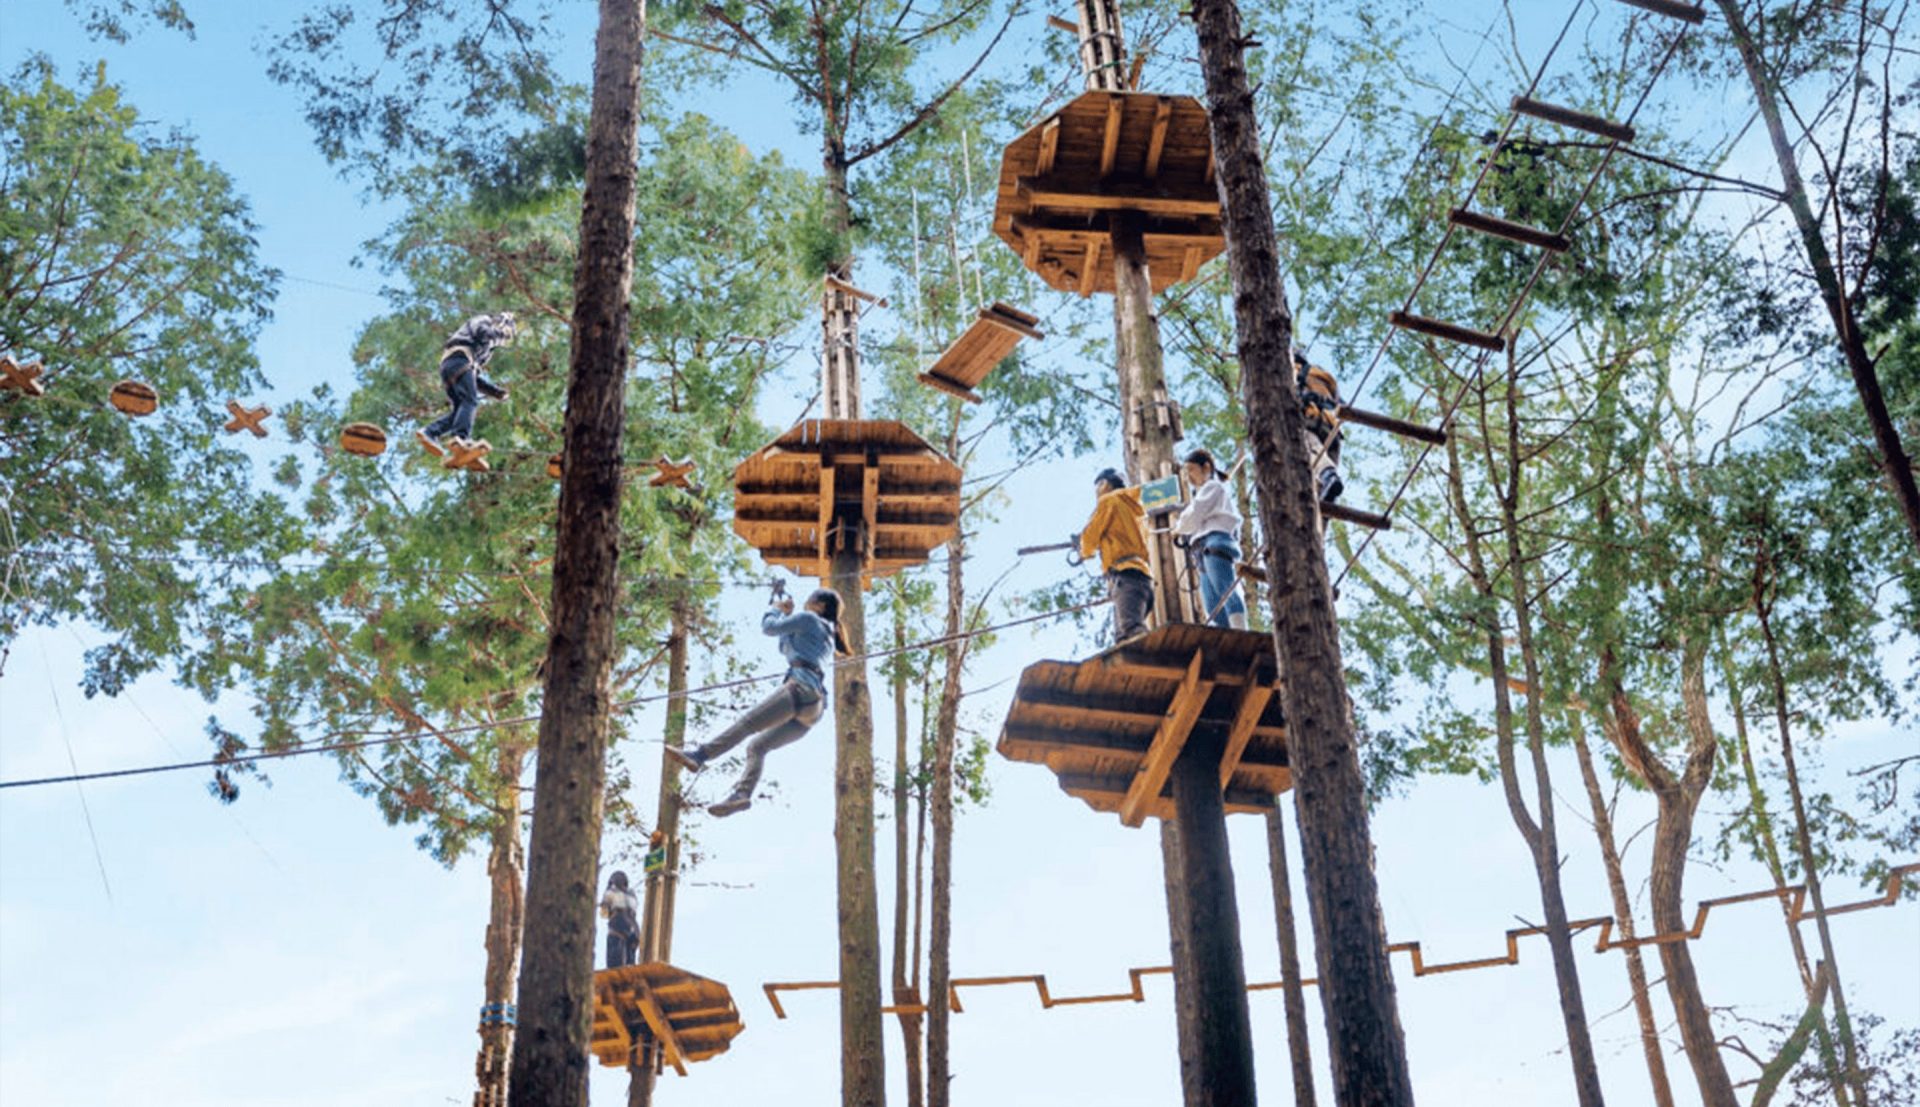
[590,962,743,1075]
[731,419,963,580]
[997,624,1291,826]
[993,90,1224,297]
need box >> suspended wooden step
[1388,310,1508,353]
[222,400,271,438]
[340,422,388,457]
[0,356,46,397]
[997,624,1290,826]
[1511,96,1637,144]
[994,90,1224,296]
[109,380,158,416]
[1617,0,1705,23]
[444,439,492,472]
[731,419,962,580]
[546,453,564,480]
[589,962,744,1076]
[1339,404,1448,446]
[918,303,1045,403]
[648,455,696,489]
[1448,207,1571,253]
[1321,500,1392,531]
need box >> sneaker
[664,746,704,774]
[415,429,445,456]
[1318,468,1344,503]
[708,793,752,818]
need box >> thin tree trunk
[509,1,646,1101]
[926,528,965,1107]
[1161,821,1206,1105]
[475,745,528,1107]
[1190,0,1414,1101]
[1567,713,1676,1107]
[1712,0,1920,553]
[1753,576,1867,1104]
[891,583,926,1107]
[629,590,694,1107]
[1264,804,1318,1107]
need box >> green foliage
[0,60,294,694]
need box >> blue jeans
[1193,531,1245,627]
[424,353,479,440]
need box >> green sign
[1140,473,1184,516]
[643,844,667,874]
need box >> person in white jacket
[1175,448,1248,629]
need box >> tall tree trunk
[1753,575,1868,1104]
[891,583,926,1107]
[509,1,646,1102]
[1160,821,1206,1104]
[1112,212,1194,624]
[629,590,694,1107]
[1601,646,1737,1107]
[926,528,966,1107]
[1712,0,1920,553]
[1189,0,1415,1102]
[828,538,885,1107]
[1264,805,1318,1107]
[475,745,528,1107]
[1566,714,1676,1107]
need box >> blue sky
[2,2,1915,1106]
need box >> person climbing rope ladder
[1175,448,1248,630]
[600,870,640,969]
[1081,468,1155,643]
[666,587,849,818]
[417,311,516,456]
[1293,348,1344,504]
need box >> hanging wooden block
[109,379,158,416]
[0,356,46,397]
[918,303,1045,403]
[648,455,696,489]
[222,400,272,438]
[415,429,445,458]
[445,438,493,472]
[340,422,389,457]
[546,453,564,480]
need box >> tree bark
[1264,805,1318,1107]
[1566,714,1676,1107]
[475,745,528,1107]
[1160,821,1206,1105]
[1712,0,1920,553]
[1112,212,1193,625]
[629,589,694,1107]
[926,529,965,1107]
[891,583,926,1107]
[508,1,646,1102]
[828,535,886,1107]
[1190,0,1415,1103]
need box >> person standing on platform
[600,870,640,969]
[1081,468,1155,643]
[1175,448,1248,629]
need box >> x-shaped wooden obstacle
[444,439,492,472]
[0,356,46,397]
[223,400,272,438]
[648,455,696,489]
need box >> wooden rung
[1046,13,1079,33]
[1511,96,1636,144]
[916,372,983,404]
[981,302,1044,339]
[824,273,888,307]
[1321,501,1391,531]
[1616,0,1705,23]
[1338,405,1448,445]
[1388,310,1507,352]
[1448,207,1571,253]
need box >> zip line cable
[0,593,1113,792]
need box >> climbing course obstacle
[222,400,272,438]
[0,355,46,397]
[589,962,744,1077]
[443,438,493,473]
[647,455,697,489]
[108,379,158,416]
[339,422,389,457]
[918,303,1044,404]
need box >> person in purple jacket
[666,587,847,817]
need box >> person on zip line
[665,587,849,818]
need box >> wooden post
[1264,804,1318,1107]
[509,0,648,1103]
[1188,0,1416,1103]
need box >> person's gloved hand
[775,596,795,615]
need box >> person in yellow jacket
[1080,468,1155,642]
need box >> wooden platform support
[1617,0,1705,23]
[1511,96,1637,144]
[1388,309,1508,353]
[589,962,743,1076]
[1448,207,1571,253]
[917,303,1044,403]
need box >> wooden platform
[993,90,1224,296]
[996,624,1290,825]
[918,303,1044,403]
[589,962,743,1075]
[731,419,962,580]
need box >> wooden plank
[824,273,888,306]
[1181,244,1202,282]
[632,977,688,1076]
[1448,207,1571,253]
[1617,0,1705,23]
[1387,309,1507,352]
[917,372,983,404]
[1099,94,1124,177]
[863,463,880,563]
[1012,214,1222,245]
[1046,13,1080,33]
[1076,237,1101,296]
[1037,117,1061,176]
[1337,404,1448,445]
[1017,176,1221,218]
[1218,663,1275,788]
[1510,96,1636,144]
[817,463,835,567]
[1144,97,1171,179]
[1320,500,1392,531]
[1118,651,1213,827]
